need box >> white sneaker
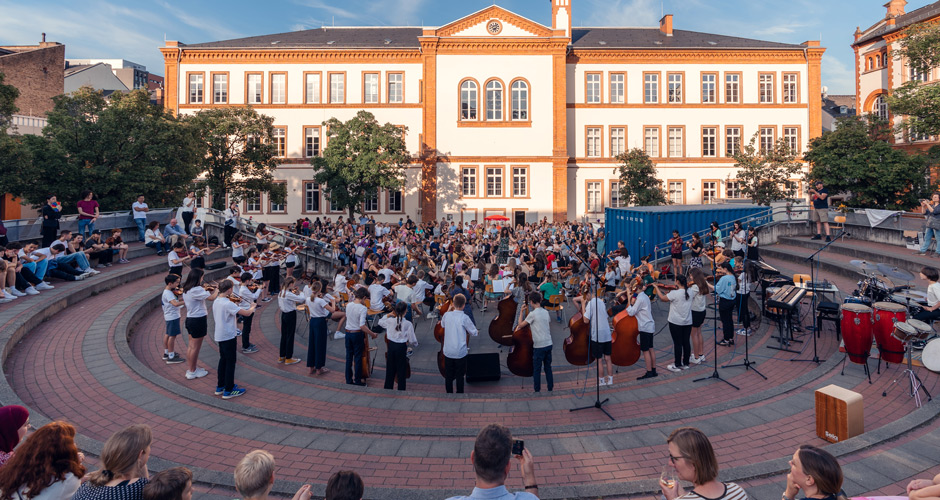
[35,283,54,291]
[599,377,607,386]
[680,365,690,370]
[8,288,25,297]
[606,376,613,385]
[24,287,40,296]
[666,364,682,373]
[80,272,94,279]
[194,367,209,377]
[185,368,209,380]
[87,269,101,275]
[691,355,702,365]
[75,274,86,281]
[333,331,346,340]
[41,282,54,288]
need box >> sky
[0,0,916,96]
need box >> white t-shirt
[278,290,306,313]
[168,250,183,267]
[132,201,148,219]
[615,255,631,277]
[378,268,394,283]
[525,307,552,348]
[212,297,241,342]
[666,287,697,326]
[162,289,182,321]
[346,301,368,330]
[626,292,655,333]
[379,315,419,345]
[231,242,245,258]
[413,279,428,303]
[181,197,194,213]
[183,286,211,318]
[31,247,52,260]
[145,229,161,244]
[334,274,348,293]
[394,284,413,303]
[583,297,612,342]
[308,296,331,318]
[731,230,746,252]
[928,282,940,307]
[368,283,389,308]
[690,284,707,312]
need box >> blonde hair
[234,450,275,499]
[86,424,152,486]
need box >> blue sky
[0,0,911,95]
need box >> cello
[488,295,517,347]
[506,302,534,377]
[433,299,452,377]
[563,285,595,366]
[610,280,642,367]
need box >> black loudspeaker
[465,353,501,382]
[205,261,225,270]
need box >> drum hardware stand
[882,337,932,406]
[695,232,739,390]
[768,309,802,354]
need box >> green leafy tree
[0,72,19,132]
[732,132,805,205]
[614,148,668,206]
[186,107,286,210]
[886,23,940,137]
[312,110,410,219]
[804,115,931,210]
[0,86,202,213]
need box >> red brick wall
[0,43,65,117]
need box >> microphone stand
[722,225,767,380]
[791,233,845,364]
[566,242,614,421]
[694,231,740,390]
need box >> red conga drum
[872,302,906,364]
[840,303,873,364]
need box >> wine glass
[660,465,678,491]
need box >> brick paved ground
[1,238,938,499]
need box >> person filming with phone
[447,423,540,500]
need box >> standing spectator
[918,192,940,257]
[179,191,195,235]
[0,405,29,468]
[446,424,539,500]
[0,421,85,500]
[660,427,747,500]
[76,190,99,240]
[132,195,149,243]
[73,424,152,500]
[233,451,311,500]
[223,201,239,247]
[41,195,61,248]
[141,468,191,500]
[808,181,831,242]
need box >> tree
[0,72,19,132]
[613,148,668,206]
[186,107,286,210]
[886,23,940,137]
[0,87,202,213]
[732,132,805,206]
[312,111,410,219]
[804,115,932,210]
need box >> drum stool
[816,301,841,340]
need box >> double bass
[488,295,517,347]
[433,299,452,377]
[506,302,534,377]
[609,280,643,367]
[563,286,595,366]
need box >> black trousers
[444,355,467,393]
[719,297,736,341]
[241,313,254,349]
[224,225,237,246]
[385,341,408,390]
[217,338,237,392]
[41,226,57,248]
[280,310,297,359]
[736,294,751,328]
[669,322,692,366]
[181,211,194,234]
[345,330,365,383]
[264,266,281,294]
[307,317,328,369]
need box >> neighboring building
[822,93,857,132]
[163,1,824,225]
[147,74,164,107]
[67,58,149,90]
[64,62,129,94]
[853,0,940,151]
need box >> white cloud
[155,0,242,41]
[754,22,810,36]
[821,54,856,96]
[579,0,660,27]
[293,0,365,22]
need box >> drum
[840,303,873,364]
[922,339,940,372]
[906,318,934,341]
[873,302,907,364]
[891,321,918,344]
[844,296,872,306]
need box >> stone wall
[0,42,65,118]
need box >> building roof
[183,27,424,49]
[855,0,940,45]
[822,95,857,116]
[570,28,805,49]
[0,48,12,56]
[64,64,96,76]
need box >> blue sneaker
[222,387,246,399]
[214,386,224,395]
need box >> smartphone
[512,439,524,456]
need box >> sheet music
[406,267,414,278]
[440,259,448,272]
[492,279,508,294]
[470,268,480,281]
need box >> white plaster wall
[435,162,554,223]
[452,20,541,37]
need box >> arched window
[868,57,874,70]
[486,80,503,120]
[873,94,888,121]
[460,80,478,120]
[510,80,528,120]
[882,53,888,67]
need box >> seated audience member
[0,405,29,467]
[0,421,85,500]
[233,450,311,500]
[1,245,40,298]
[145,221,170,255]
[162,219,188,248]
[44,244,92,282]
[190,220,204,237]
[783,445,847,500]
[50,238,99,276]
[325,471,363,500]
[72,424,152,500]
[661,427,747,500]
[110,229,130,264]
[142,467,192,500]
[86,230,114,268]
[16,242,50,286]
[908,472,940,500]
[446,423,539,500]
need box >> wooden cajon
[815,384,863,443]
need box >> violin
[506,302,534,377]
[563,286,595,366]
[488,295,516,347]
[433,299,452,377]
[246,283,261,292]
[173,287,184,297]
[228,292,243,303]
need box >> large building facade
[162,1,824,225]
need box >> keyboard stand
[768,309,802,354]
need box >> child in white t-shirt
[162,274,185,364]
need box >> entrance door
[514,211,525,227]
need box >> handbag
[927,214,940,230]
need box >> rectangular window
[462,167,477,197]
[212,73,227,104]
[760,127,775,154]
[305,127,320,157]
[586,73,601,103]
[910,65,928,82]
[586,127,602,157]
[247,73,263,104]
[702,181,718,204]
[783,73,799,103]
[668,181,684,204]
[701,73,716,104]
[644,73,659,103]
[587,181,602,213]
[610,181,622,208]
[486,167,503,197]
[305,73,321,104]
[667,73,683,103]
[271,73,286,104]
[644,127,659,157]
[725,127,741,157]
[609,73,625,104]
[364,73,379,104]
[725,73,740,103]
[304,182,320,212]
[784,127,800,153]
[245,193,261,213]
[269,186,286,213]
[512,167,527,197]
[702,127,717,157]
[188,73,203,104]
[610,127,625,157]
[668,127,683,158]
[364,190,378,213]
[759,73,775,103]
[388,190,403,212]
[272,127,286,157]
[387,73,403,103]
[329,195,340,213]
[329,73,345,104]
[726,181,742,199]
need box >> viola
[506,303,534,377]
[563,289,595,366]
[488,295,516,347]
[433,299,452,377]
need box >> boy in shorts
[162,274,185,364]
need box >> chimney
[41,32,45,43]
[884,0,906,18]
[659,14,673,37]
[854,26,862,42]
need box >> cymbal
[877,263,915,282]
[893,290,927,303]
[850,260,881,273]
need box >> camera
[512,439,524,456]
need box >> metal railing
[2,208,178,242]
[200,208,337,260]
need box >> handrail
[200,208,337,260]
[2,207,179,243]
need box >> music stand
[722,225,767,380]
[694,231,739,390]
[791,235,838,364]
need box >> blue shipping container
[604,205,772,263]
